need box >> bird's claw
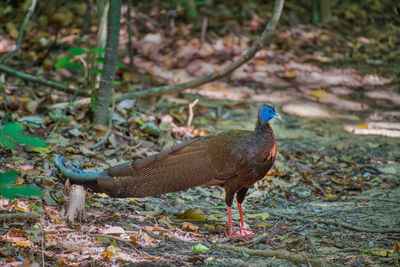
[232,228,255,237]
[240,228,255,236]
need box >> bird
[56,104,280,237]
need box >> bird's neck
[254,120,274,139]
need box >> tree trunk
[93,0,121,126]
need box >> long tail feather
[55,155,108,182]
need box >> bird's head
[258,104,281,124]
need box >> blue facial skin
[259,105,281,123]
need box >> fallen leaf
[319,247,339,253]
[360,248,394,257]
[310,89,328,99]
[191,243,209,255]
[284,70,297,78]
[139,232,155,246]
[129,235,138,244]
[183,208,206,221]
[103,226,125,236]
[325,193,339,201]
[379,183,389,189]
[336,140,349,150]
[182,222,199,231]
[93,124,108,137]
[246,212,270,220]
[101,245,117,261]
[394,241,400,252]
[159,215,175,230]
[257,222,272,228]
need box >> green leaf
[2,122,24,134]
[0,170,18,184]
[13,185,42,197]
[90,47,105,53]
[360,249,371,254]
[191,243,209,255]
[55,57,71,68]
[89,69,102,74]
[61,62,84,71]
[188,7,196,18]
[140,123,161,137]
[68,46,86,56]
[211,206,226,210]
[0,186,16,200]
[116,61,125,68]
[13,135,46,148]
[195,0,206,6]
[95,57,104,64]
[0,185,43,200]
[0,133,15,149]
[29,203,41,211]
[113,81,120,85]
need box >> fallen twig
[347,196,400,205]
[187,98,199,128]
[0,64,89,96]
[0,212,40,220]
[216,244,343,267]
[255,209,400,233]
[88,234,133,246]
[239,232,269,247]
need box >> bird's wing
[98,138,224,198]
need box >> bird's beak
[274,114,281,120]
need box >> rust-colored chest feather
[205,122,277,189]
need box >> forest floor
[2,58,399,266]
[1,1,400,266]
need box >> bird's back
[97,127,276,198]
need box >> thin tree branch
[0,64,90,96]
[0,0,37,64]
[116,0,284,101]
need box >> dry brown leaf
[182,208,206,221]
[246,212,270,220]
[103,226,125,236]
[92,124,108,137]
[182,222,199,231]
[336,140,349,151]
[325,193,339,201]
[284,70,297,78]
[310,89,328,99]
[394,240,400,252]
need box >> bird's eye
[269,110,271,113]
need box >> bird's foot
[232,228,255,237]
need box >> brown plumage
[56,104,280,237]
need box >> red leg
[226,205,233,237]
[236,202,254,236]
